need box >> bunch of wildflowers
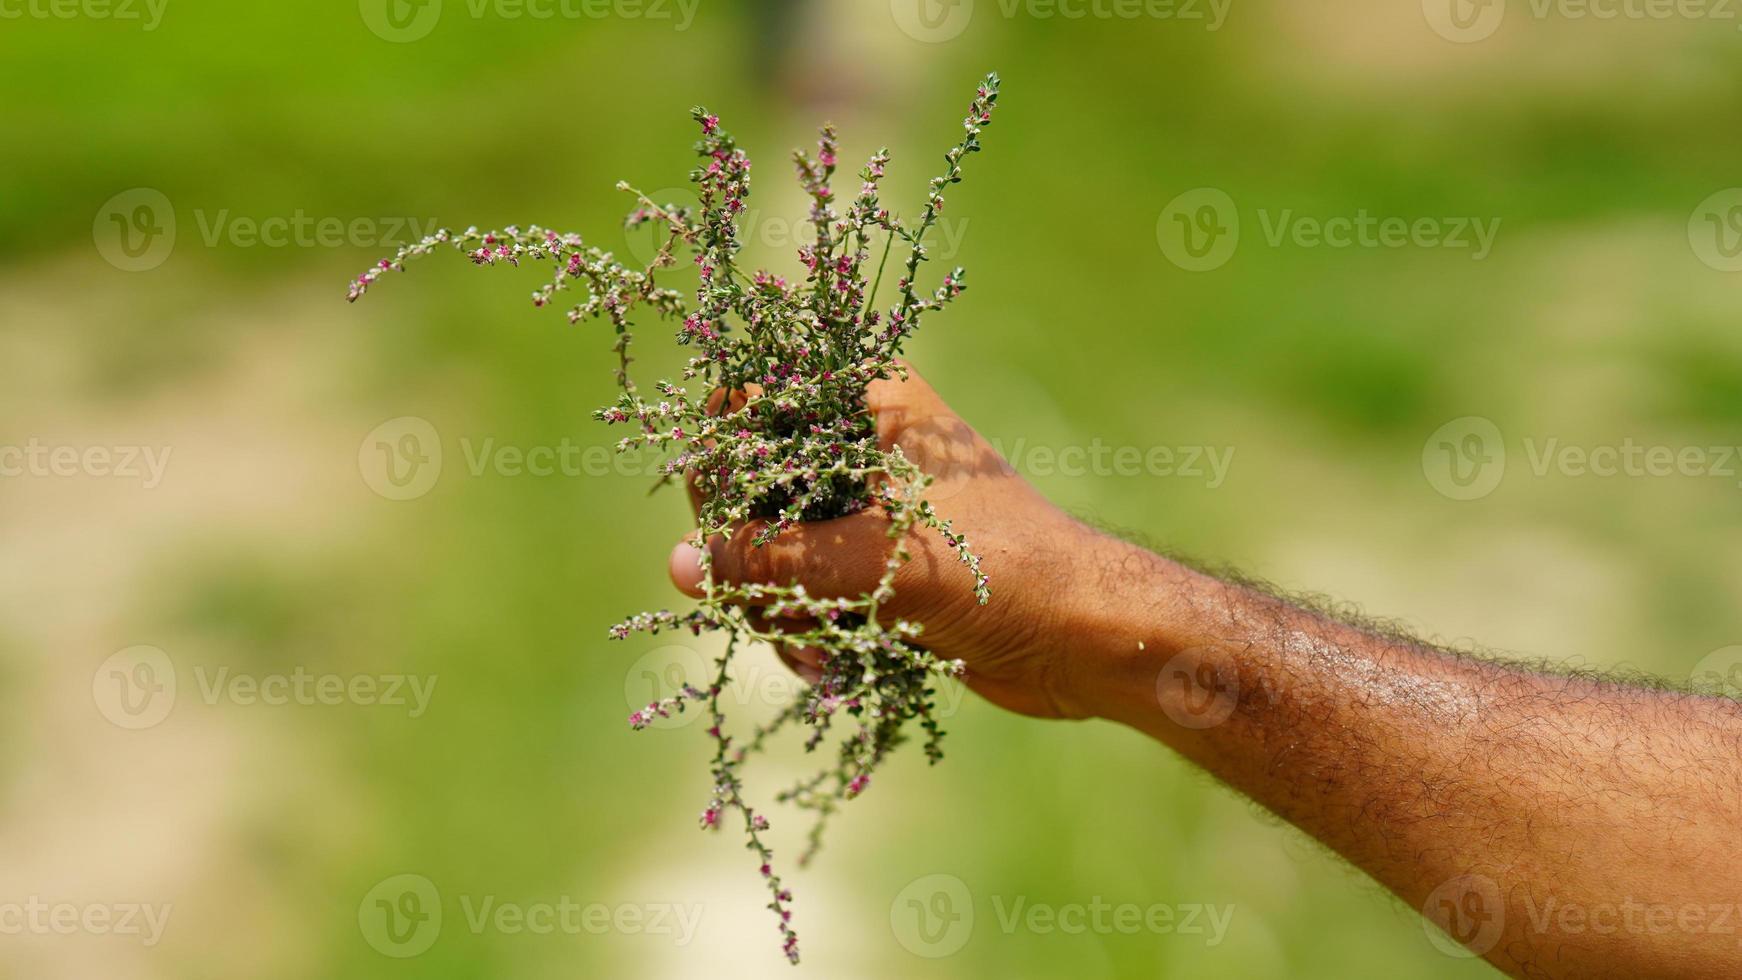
[348,73,1001,963]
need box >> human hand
[666,363,1130,719]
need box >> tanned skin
[666,364,1742,979]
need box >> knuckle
[736,533,784,585]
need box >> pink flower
[341,73,1007,966]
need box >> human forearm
[1058,535,1742,978]
[673,366,1742,976]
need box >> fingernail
[668,540,705,594]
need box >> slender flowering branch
[884,76,1000,355]
[346,72,1003,964]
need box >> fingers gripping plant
[348,74,1001,963]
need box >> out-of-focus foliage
[4,1,1742,977]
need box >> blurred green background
[6,0,1742,976]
